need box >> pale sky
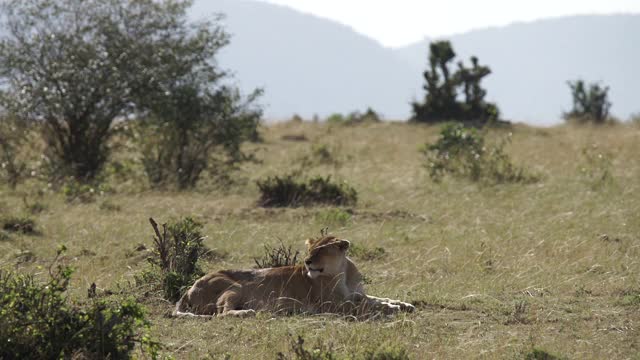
[259,0,640,47]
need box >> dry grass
[1,121,639,359]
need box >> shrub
[422,123,536,183]
[0,246,157,359]
[254,242,301,269]
[564,80,611,124]
[1,215,36,235]
[524,347,566,360]
[257,175,358,207]
[136,87,262,190]
[147,217,206,302]
[411,41,499,125]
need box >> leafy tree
[0,0,256,183]
[563,80,611,124]
[137,70,262,190]
[411,41,499,124]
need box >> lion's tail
[172,291,214,318]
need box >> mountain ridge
[193,0,639,124]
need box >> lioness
[174,236,415,317]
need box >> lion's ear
[336,239,350,251]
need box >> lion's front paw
[397,301,415,313]
[382,303,402,315]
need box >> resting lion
[174,236,415,317]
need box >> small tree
[0,0,237,182]
[564,80,611,124]
[411,41,499,124]
[138,82,262,190]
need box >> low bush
[524,347,566,360]
[0,246,157,359]
[1,215,37,235]
[146,217,207,302]
[563,80,611,124]
[257,175,357,207]
[254,242,301,269]
[422,123,537,184]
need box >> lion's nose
[304,259,312,265]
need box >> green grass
[1,121,639,359]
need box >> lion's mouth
[307,267,324,273]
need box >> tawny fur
[174,236,414,317]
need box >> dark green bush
[0,246,157,359]
[564,80,611,124]
[524,347,566,360]
[1,215,36,235]
[147,217,206,302]
[422,123,536,183]
[411,41,499,125]
[136,87,262,190]
[257,175,358,207]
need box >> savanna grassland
[1,121,639,359]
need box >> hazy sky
[259,0,640,47]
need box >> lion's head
[303,236,350,279]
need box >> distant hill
[191,0,417,121]
[396,15,640,124]
[191,2,640,124]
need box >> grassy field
[1,121,639,359]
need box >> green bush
[257,175,358,207]
[564,80,611,124]
[1,215,36,235]
[0,246,157,359]
[422,123,536,183]
[147,217,206,302]
[136,87,262,190]
[411,41,499,125]
[524,347,566,360]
